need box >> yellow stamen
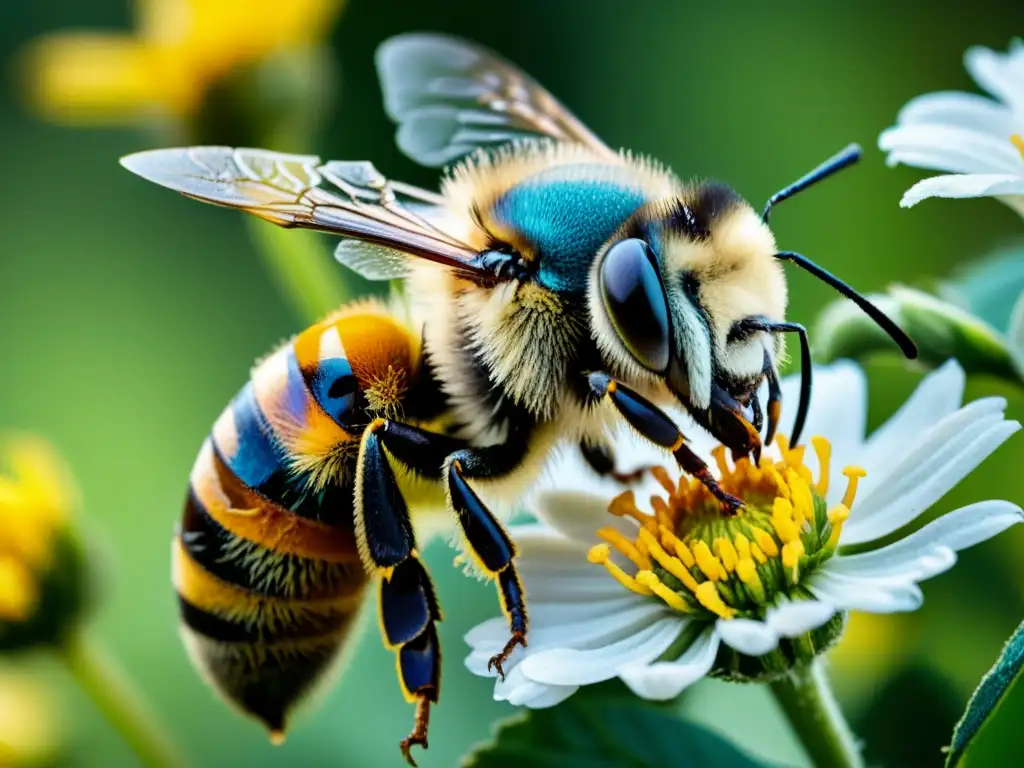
[1013,134,1024,160]
[695,580,736,619]
[765,465,791,500]
[752,528,779,557]
[736,558,766,603]
[650,496,674,529]
[772,498,800,543]
[660,525,696,568]
[597,526,650,569]
[636,571,692,612]
[733,532,751,561]
[651,466,676,498]
[787,469,815,525]
[827,504,850,549]
[639,528,703,594]
[587,544,653,595]
[714,536,739,573]
[710,444,730,477]
[692,540,726,581]
[608,491,658,530]
[750,542,768,564]
[782,540,805,583]
[841,466,867,509]
[811,436,831,496]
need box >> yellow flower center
[1012,134,1024,162]
[587,435,864,621]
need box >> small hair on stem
[762,144,863,224]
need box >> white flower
[879,40,1024,217]
[464,360,1022,708]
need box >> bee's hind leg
[586,372,744,513]
[357,420,445,767]
[371,419,532,680]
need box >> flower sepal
[815,285,1021,380]
[708,611,847,684]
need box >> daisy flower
[879,40,1024,217]
[464,360,1021,708]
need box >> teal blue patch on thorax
[489,165,648,294]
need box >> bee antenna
[762,144,862,224]
[774,251,919,359]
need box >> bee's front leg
[587,372,744,513]
[373,420,531,680]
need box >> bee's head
[589,185,781,446]
[589,144,917,454]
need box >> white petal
[532,491,637,545]
[519,617,683,686]
[826,545,958,585]
[618,628,721,701]
[464,599,666,677]
[765,599,837,637]
[513,683,579,709]
[715,618,779,656]
[879,124,1023,174]
[831,501,1023,584]
[843,408,1018,545]
[899,174,1024,208]
[856,359,965,496]
[779,360,866,480]
[965,44,1024,110]
[808,571,924,613]
[893,91,1016,136]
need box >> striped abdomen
[174,303,423,738]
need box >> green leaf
[463,698,775,768]
[946,619,1024,766]
[814,286,1020,380]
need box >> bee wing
[376,33,617,167]
[120,146,494,282]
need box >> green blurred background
[2,0,1024,765]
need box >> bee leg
[357,421,444,767]
[371,419,532,679]
[380,556,442,768]
[579,439,654,485]
[587,372,744,513]
[444,451,530,677]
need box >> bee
[122,33,916,765]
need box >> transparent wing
[335,241,411,280]
[120,146,494,281]
[376,33,616,167]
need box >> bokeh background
[2,1,1024,765]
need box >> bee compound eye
[599,238,671,373]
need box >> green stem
[245,217,353,326]
[61,632,184,768]
[770,660,863,768]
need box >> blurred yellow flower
[0,670,60,767]
[19,0,343,124]
[0,437,87,651]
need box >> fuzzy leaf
[814,286,1020,380]
[946,619,1024,766]
[463,697,774,768]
